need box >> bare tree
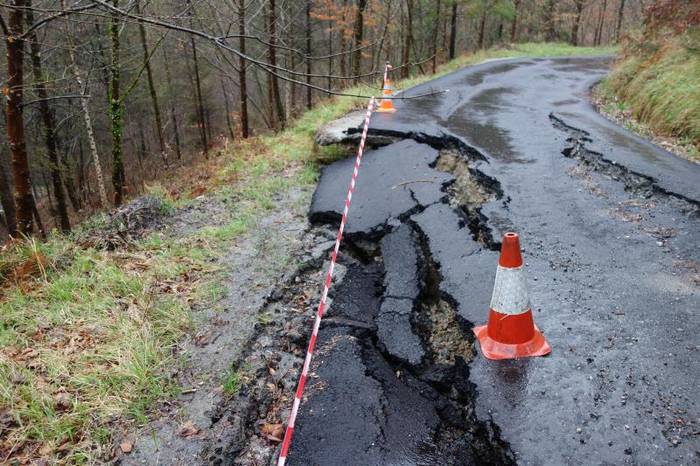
[239,0,249,137]
[135,0,165,161]
[571,0,586,46]
[352,0,368,83]
[401,0,413,79]
[25,2,70,231]
[108,0,125,206]
[267,0,285,129]
[2,0,34,235]
[511,0,520,42]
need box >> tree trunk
[190,37,208,152]
[305,0,312,109]
[432,0,441,73]
[544,0,557,42]
[109,0,125,206]
[187,0,208,153]
[162,46,182,158]
[571,1,584,46]
[615,0,626,41]
[449,3,457,60]
[352,0,368,83]
[478,9,487,49]
[58,0,108,208]
[30,191,46,239]
[339,0,348,80]
[25,4,71,232]
[0,153,17,235]
[221,78,236,140]
[595,0,608,45]
[135,0,165,159]
[401,0,413,79]
[327,1,333,92]
[511,0,520,42]
[60,146,80,212]
[26,12,70,231]
[267,0,285,129]
[5,0,34,235]
[239,0,250,138]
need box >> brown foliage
[644,0,700,35]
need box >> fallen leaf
[177,420,200,438]
[261,423,284,443]
[120,440,133,453]
[54,392,72,411]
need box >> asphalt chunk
[309,139,453,237]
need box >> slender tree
[62,3,109,208]
[135,0,165,160]
[25,3,70,231]
[571,0,586,46]
[352,0,368,83]
[595,0,609,45]
[109,0,125,206]
[449,2,458,60]
[432,0,442,73]
[511,0,520,42]
[2,0,34,235]
[162,45,182,159]
[305,0,312,109]
[239,0,250,137]
[267,0,285,128]
[544,0,557,42]
[401,0,413,79]
[616,0,626,41]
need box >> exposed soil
[116,186,317,465]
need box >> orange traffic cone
[375,68,396,112]
[473,232,551,360]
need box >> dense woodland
[1,0,648,240]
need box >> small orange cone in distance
[473,232,551,360]
[376,78,397,113]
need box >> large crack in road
[209,56,699,465]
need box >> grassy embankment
[0,42,615,463]
[595,29,700,161]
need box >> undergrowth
[0,41,614,464]
[597,28,700,161]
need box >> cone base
[375,106,396,113]
[473,324,551,360]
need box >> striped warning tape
[277,97,377,466]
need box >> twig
[391,179,437,189]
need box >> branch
[88,0,448,100]
[121,30,168,101]
[21,94,89,107]
[17,2,99,39]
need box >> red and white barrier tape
[277,97,376,466]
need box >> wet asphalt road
[294,57,700,465]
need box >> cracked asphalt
[291,56,700,465]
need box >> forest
[1,0,646,241]
[4,1,700,465]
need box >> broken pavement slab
[309,139,453,237]
[314,110,396,147]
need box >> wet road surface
[294,56,700,465]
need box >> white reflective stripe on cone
[489,265,530,315]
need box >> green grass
[222,368,242,396]
[598,32,700,159]
[0,41,615,463]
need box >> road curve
[295,56,700,465]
